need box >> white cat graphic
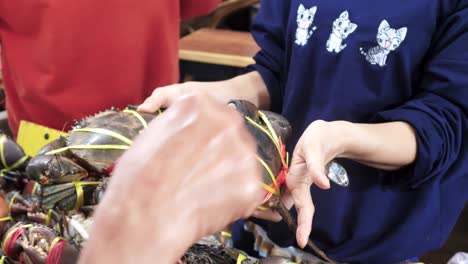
[360,20,407,67]
[326,11,358,53]
[295,4,317,46]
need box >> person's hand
[253,120,349,248]
[79,93,264,264]
[137,71,272,113]
[137,81,214,113]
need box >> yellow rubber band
[258,111,280,144]
[31,182,40,195]
[221,231,232,238]
[262,183,278,195]
[8,193,18,211]
[0,135,29,177]
[11,155,27,169]
[1,228,14,252]
[73,182,84,211]
[78,181,102,186]
[123,109,148,128]
[2,224,33,252]
[258,111,289,170]
[0,135,7,168]
[237,254,247,264]
[8,156,28,171]
[257,156,278,191]
[49,237,65,253]
[45,209,53,227]
[0,216,12,222]
[45,146,69,155]
[244,111,290,197]
[72,128,133,145]
[57,144,130,151]
[245,116,283,163]
[0,156,28,177]
[73,181,101,211]
[46,144,129,155]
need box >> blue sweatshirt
[245,0,468,263]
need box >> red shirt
[0,0,219,136]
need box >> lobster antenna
[60,121,70,134]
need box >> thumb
[138,88,172,113]
[138,99,163,113]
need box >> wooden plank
[179,28,260,67]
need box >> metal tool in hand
[326,161,349,187]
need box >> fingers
[159,93,265,234]
[300,140,330,190]
[306,158,330,190]
[208,111,263,219]
[252,143,308,222]
[254,120,338,249]
[138,89,166,112]
[237,161,265,218]
[137,85,178,113]
[88,92,270,263]
[291,185,314,249]
[285,142,316,248]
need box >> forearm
[337,121,418,170]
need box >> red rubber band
[4,227,26,258]
[46,239,66,264]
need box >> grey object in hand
[326,161,349,187]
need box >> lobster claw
[56,243,80,264]
[2,223,27,261]
[14,224,80,264]
[24,226,56,263]
[22,246,47,264]
[0,134,30,191]
[0,134,29,172]
[6,192,39,215]
[38,182,98,211]
[26,154,88,185]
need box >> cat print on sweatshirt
[360,20,407,66]
[295,4,317,46]
[326,11,358,53]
